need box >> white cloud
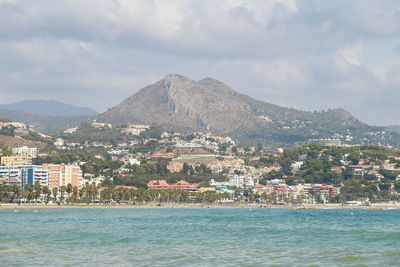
[0,0,400,125]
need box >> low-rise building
[1,155,32,166]
[54,138,64,147]
[147,180,198,191]
[167,161,184,173]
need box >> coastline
[1,202,400,210]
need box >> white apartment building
[12,146,37,158]
[229,175,255,188]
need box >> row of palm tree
[1,183,320,205]
[99,187,233,204]
[0,182,235,204]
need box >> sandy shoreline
[1,203,400,210]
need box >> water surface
[1,208,399,266]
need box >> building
[127,158,141,165]
[12,146,37,158]
[309,138,341,147]
[330,166,343,173]
[64,127,78,134]
[308,184,340,199]
[54,138,64,147]
[92,121,112,128]
[42,163,84,189]
[147,180,198,191]
[147,180,170,190]
[0,165,49,189]
[199,187,217,193]
[171,180,198,191]
[64,164,83,189]
[85,175,105,186]
[23,166,49,188]
[0,122,27,132]
[1,155,32,166]
[47,169,62,189]
[229,175,255,188]
[167,161,184,173]
[0,166,21,186]
[123,124,150,135]
[348,165,366,176]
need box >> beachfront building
[171,180,198,191]
[12,146,37,158]
[147,180,198,191]
[147,180,171,190]
[0,166,21,186]
[229,175,255,188]
[22,166,49,188]
[42,163,84,189]
[0,165,49,188]
[1,155,32,166]
[47,169,63,189]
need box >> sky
[0,0,400,126]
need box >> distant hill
[96,74,400,147]
[0,109,87,133]
[0,100,98,117]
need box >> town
[0,119,400,206]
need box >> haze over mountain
[97,74,400,147]
[0,108,87,133]
[0,100,98,117]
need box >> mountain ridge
[0,100,98,117]
[96,74,400,147]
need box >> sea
[0,208,399,266]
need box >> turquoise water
[1,208,400,266]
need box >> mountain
[0,100,98,117]
[0,109,87,133]
[96,74,400,147]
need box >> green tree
[52,187,58,200]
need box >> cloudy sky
[1,0,400,125]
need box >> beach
[1,202,400,210]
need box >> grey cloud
[0,0,400,125]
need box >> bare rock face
[96,74,394,146]
[97,74,261,134]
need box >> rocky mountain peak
[94,74,396,146]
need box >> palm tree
[66,183,73,201]
[11,185,21,203]
[59,185,67,202]
[24,184,34,203]
[52,187,59,201]
[86,184,98,203]
[0,186,10,203]
[33,181,42,203]
[42,186,51,204]
[100,187,113,203]
[79,187,86,201]
[72,186,79,203]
